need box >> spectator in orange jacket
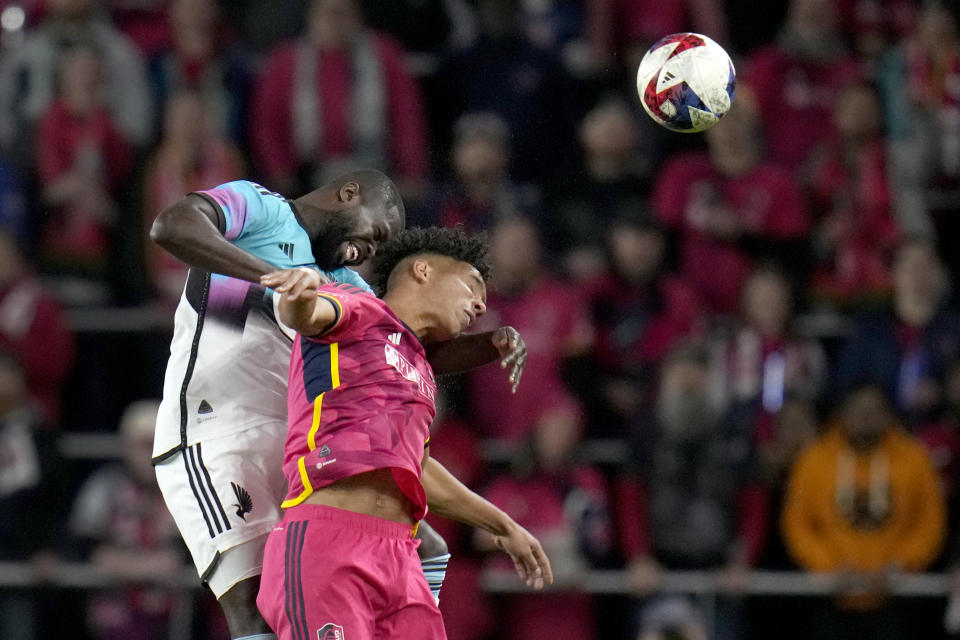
[782,383,945,640]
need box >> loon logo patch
[231,482,253,521]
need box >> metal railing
[59,433,634,465]
[0,561,950,596]
[1,563,949,640]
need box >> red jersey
[652,151,809,313]
[468,277,593,441]
[281,283,436,520]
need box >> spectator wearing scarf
[251,0,427,196]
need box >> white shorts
[154,422,287,597]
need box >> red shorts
[257,504,446,640]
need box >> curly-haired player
[256,227,552,640]
[150,173,527,640]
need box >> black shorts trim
[183,444,216,538]
[196,442,231,532]
[151,444,182,465]
[180,270,211,446]
[200,550,222,584]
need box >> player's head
[452,112,510,185]
[58,42,102,115]
[374,227,490,342]
[740,263,793,337]
[893,236,948,324]
[308,0,363,48]
[841,384,894,452]
[706,83,760,176]
[299,169,406,271]
[489,216,541,294]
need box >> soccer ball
[637,33,736,133]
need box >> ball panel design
[636,32,736,133]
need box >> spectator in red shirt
[36,43,133,279]
[142,89,244,306]
[617,343,767,640]
[0,0,154,157]
[743,0,862,171]
[651,87,809,314]
[593,0,728,74]
[708,264,827,447]
[149,0,253,147]
[581,216,702,434]
[250,0,428,198]
[0,231,76,423]
[480,411,614,640]
[423,112,540,232]
[467,216,594,443]
[805,80,900,308]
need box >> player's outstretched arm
[422,457,552,589]
[426,327,527,393]
[262,269,336,336]
[150,194,277,283]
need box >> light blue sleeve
[194,180,277,243]
[326,267,374,294]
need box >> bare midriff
[303,468,416,526]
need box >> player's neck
[382,291,432,342]
[291,193,338,237]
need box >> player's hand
[260,267,328,301]
[492,326,526,393]
[493,522,553,590]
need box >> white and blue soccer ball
[637,33,736,133]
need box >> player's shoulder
[318,266,373,295]
[317,281,378,303]
[208,180,288,204]
[319,281,370,293]
[316,282,385,331]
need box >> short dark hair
[372,226,491,295]
[339,169,406,228]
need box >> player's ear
[411,257,431,284]
[338,181,361,203]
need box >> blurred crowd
[4,0,960,639]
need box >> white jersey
[152,180,372,461]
